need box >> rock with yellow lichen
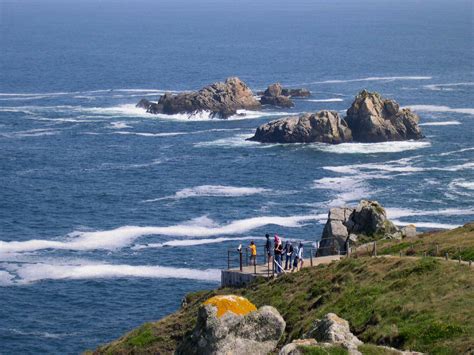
[176,294,285,355]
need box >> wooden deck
[221,255,342,287]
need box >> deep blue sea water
[0,0,473,353]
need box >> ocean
[0,0,473,353]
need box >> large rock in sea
[136,77,261,119]
[176,295,285,355]
[345,90,423,142]
[317,200,398,256]
[247,111,352,144]
[260,83,294,108]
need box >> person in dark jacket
[284,241,294,270]
[274,235,284,273]
[264,233,272,263]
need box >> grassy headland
[93,225,474,355]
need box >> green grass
[298,345,348,355]
[94,254,474,355]
[357,222,474,262]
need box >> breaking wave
[146,185,272,202]
[306,98,344,102]
[419,121,461,126]
[0,214,319,254]
[3,262,220,285]
[310,141,431,154]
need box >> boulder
[306,313,363,353]
[401,224,417,238]
[317,200,398,256]
[345,90,423,142]
[260,83,294,108]
[177,295,285,355]
[247,111,352,144]
[136,77,261,119]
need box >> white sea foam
[0,214,319,254]
[8,262,220,284]
[0,270,14,286]
[310,141,431,154]
[386,207,474,220]
[312,176,380,206]
[391,220,461,230]
[306,98,344,102]
[194,133,260,148]
[407,105,474,115]
[115,131,189,137]
[307,76,432,85]
[109,121,132,129]
[1,128,61,138]
[419,121,461,126]
[147,185,271,202]
[423,82,474,91]
[132,236,266,249]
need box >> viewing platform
[221,254,342,287]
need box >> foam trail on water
[423,82,474,91]
[306,98,344,102]
[419,121,461,126]
[309,141,431,154]
[132,236,266,249]
[0,214,319,253]
[7,263,220,284]
[303,76,432,85]
[146,185,272,202]
[407,105,474,115]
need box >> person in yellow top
[249,241,257,266]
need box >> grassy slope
[355,223,474,261]
[94,253,474,355]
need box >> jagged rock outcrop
[177,295,285,355]
[247,111,352,143]
[260,83,294,108]
[317,200,398,256]
[136,77,261,119]
[345,90,423,142]
[306,313,363,354]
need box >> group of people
[247,234,304,274]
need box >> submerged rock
[345,90,423,142]
[247,111,352,144]
[281,87,311,97]
[177,295,285,355]
[136,77,261,119]
[317,200,398,256]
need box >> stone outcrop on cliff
[136,77,261,119]
[247,111,352,144]
[317,200,398,256]
[345,90,423,142]
[177,295,285,355]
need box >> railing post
[373,241,377,257]
[310,248,313,267]
[436,244,439,256]
[267,256,270,279]
[445,253,449,261]
[272,257,275,278]
[239,250,243,271]
[399,251,402,258]
[254,256,257,275]
[459,255,462,264]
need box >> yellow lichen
[203,295,257,318]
